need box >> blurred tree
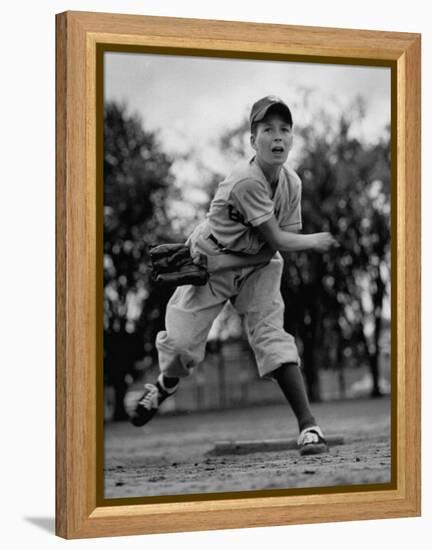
[104,102,178,420]
[283,112,390,400]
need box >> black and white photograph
[102,50,392,500]
[2,0,428,545]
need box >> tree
[285,112,390,400]
[104,102,177,419]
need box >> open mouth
[271,146,284,154]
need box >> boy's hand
[311,232,338,252]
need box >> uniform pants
[156,224,300,379]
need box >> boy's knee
[246,309,293,345]
[156,331,192,355]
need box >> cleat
[130,380,177,427]
[297,426,329,456]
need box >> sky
[104,51,391,211]
[105,51,391,159]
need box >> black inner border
[95,43,397,507]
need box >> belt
[208,233,232,253]
[209,233,234,253]
[208,233,222,247]
[208,233,248,256]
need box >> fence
[104,336,391,421]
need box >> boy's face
[250,113,293,167]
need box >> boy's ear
[250,133,257,151]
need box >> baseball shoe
[297,426,329,456]
[130,377,178,427]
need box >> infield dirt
[104,396,391,498]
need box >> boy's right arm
[257,216,336,253]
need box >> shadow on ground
[25,517,55,534]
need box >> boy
[131,96,336,455]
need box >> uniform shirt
[208,156,303,254]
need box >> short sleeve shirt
[208,157,302,254]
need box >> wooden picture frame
[55,11,421,539]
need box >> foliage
[285,114,390,400]
[104,102,177,418]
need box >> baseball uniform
[156,155,303,379]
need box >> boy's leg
[235,254,301,378]
[130,373,179,427]
[235,256,328,454]
[272,362,316,432]
[156,282,227,378]
[131,277,229,427]
[272,363,328,455]
[161,375,181,389]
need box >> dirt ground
[104,396,392,498]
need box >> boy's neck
[256,157,281,188]
[257,164,282,189]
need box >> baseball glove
[149,243,209,287]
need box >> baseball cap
[249,95,293,127]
